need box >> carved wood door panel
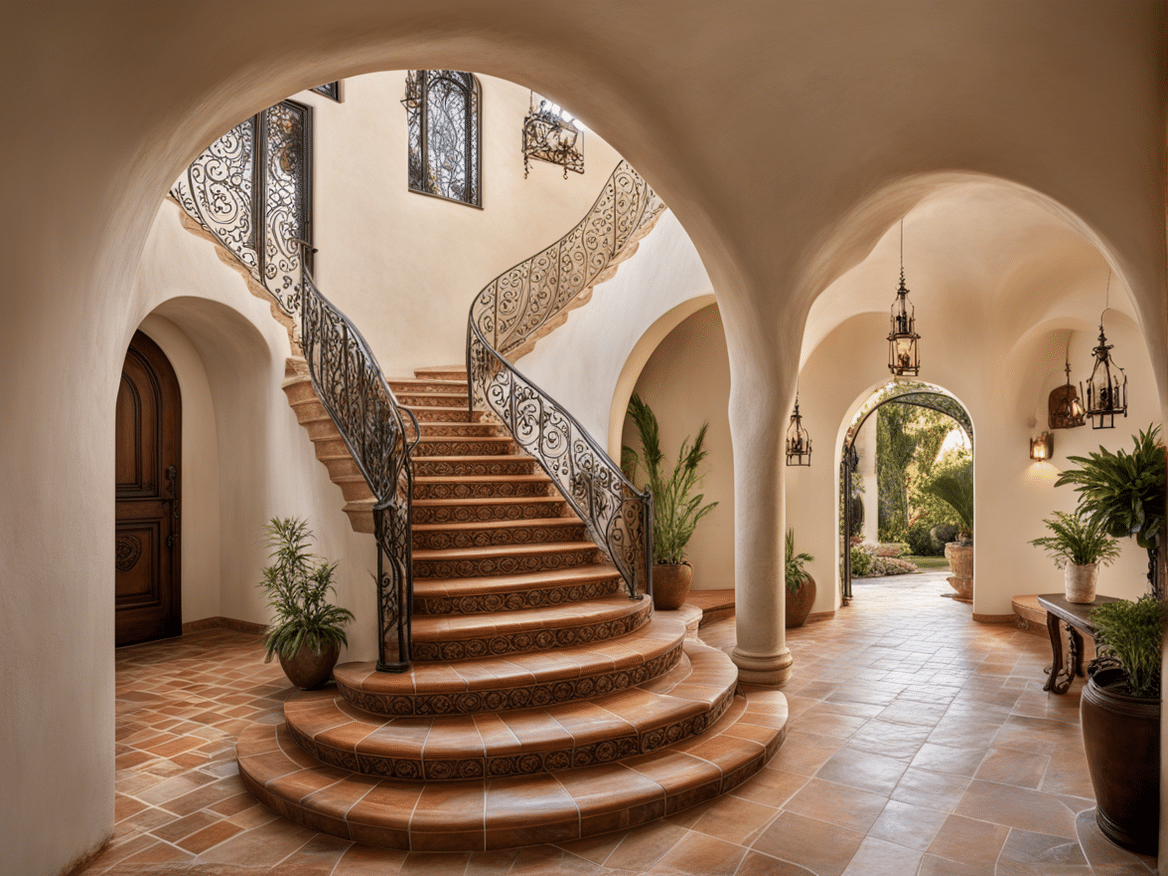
[115,331,181,646]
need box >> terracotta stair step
[397,391,471,408]
[412,454,537,479]
[413,541,601,580]
[334,616,687,716]
[236,684,787,851]
[410,593,652,661]
[411,496,568,525]
[404,405,479,423]
[412,563,622,613]
[412,517,586,551]
[414,366,468,381]
[341,499,375,534]
[414,435,515,455]
[282,641,738,782]
[412,474,553,502]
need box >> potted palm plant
[921,461,973,601]
[784,528,816,628]
[622,393,718,610]
[1054,426,1167,854]
[1028,509,1121,603]
[259,517,354,690]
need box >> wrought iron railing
[170,102,418,671]
[468,161,665,600]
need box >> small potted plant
[259,517,354,690]
[1028,509,1121,603]
[784,528,815,628]
[1080,594,1164,854]
[622,393,718,610]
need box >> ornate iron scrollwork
[468,161,664,601]
[405,70,481,207]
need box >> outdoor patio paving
[78,570,1158,875]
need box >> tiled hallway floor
[79,572,1158,875]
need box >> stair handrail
[468,160,665,601]
[170,112,419,672]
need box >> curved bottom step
[237,685,787,851]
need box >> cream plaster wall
[3,4,1166,873]
[303,73,621,377]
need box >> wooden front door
[115,331,181,646]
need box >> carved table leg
[1068,626,1084,680]
[1043,614,1075,694]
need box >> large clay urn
[278,642,340,690]
[785,574,816,628]
[1080,667,1161,854]
[944,542,973,603]
[653,563,693,610]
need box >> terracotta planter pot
[1064,562,1099,604]
[944,542,973,603]
[1080,667,1161,855]
[653,563,693,610]
[278,642,340,690]
[785,574,816,628]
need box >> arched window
[403,70,481,207]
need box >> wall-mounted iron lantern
[522,93,585,178]
[1048,340,1086,430]
[1029,432,1053,461]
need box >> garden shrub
[905,521,939,556]
[930,522,959,548]
[850,545,872,577]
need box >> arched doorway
[115,331,182,646]
[839,382,972,604]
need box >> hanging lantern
[522,93,585,178]
[1082,312,1127,430]
[1048,340,1086,430]
[785,396,812,466]
[887,221,920,376]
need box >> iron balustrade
[468,160,665,601]
[170,103,418,671]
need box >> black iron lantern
[522,93,585,178]
[785,396,812,466]
[1082,311,1127,430]
[887,221,920,376]
[1048,340,1086,430]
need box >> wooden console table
[1036,593,1119,694]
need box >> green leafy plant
[622,393,718,564]
[1090,594,1165,698]
[920,460,973,540]
[258,517,354,662]
[785,529,814,594]
[1055,425,1166,552]
[1029,509,1121,569]
[850,545,872,577]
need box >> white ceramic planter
[1064,562,1099,604]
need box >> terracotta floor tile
[688,793,777,844]
[735,850,818,876]
[840,835,923,875]
[751,810,866,876]
[974,746,1050,789]
[644,830,745,876]
[910,741,988,777]
[728,766,808,808]
[784,777,890,832]
[815,746,909,796]
[867,798,950,851]
[954,778,1079,838]
[891,766,972,812]
[175,818,244,853]
[928,813,1010,865]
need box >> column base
[731,646,793,686]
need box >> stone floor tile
[867,798,950,851]
[839,835,923,875]
[815,746,909,796]
[750,810,866,876]
[927,813,1011,866]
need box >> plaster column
[859,418,878,544]
[727,369,792,685]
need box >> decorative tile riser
[413,576,621,615]
[415,439,516,456]
[397,394,471,408]
[412,480,553,501]
[337,641,683,717]
[388,380,468,394]
[413,548,600,579]
[411,523,586,550]
[406,407,475,423]
[287,687,734,782]
[411,502,567,524]
[411,606,650,661]
[414,370,468,380]
[412,458,536,478]
[418,423,504,439]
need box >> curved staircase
[238,369,788,850]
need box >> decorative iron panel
[405,70,481,207]
[312,81,341,102]
[468,161,665,602]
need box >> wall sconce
[785,396,812,466]
[1030,432,1053,461]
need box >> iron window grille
[404,70,482,207]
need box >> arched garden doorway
[839,381,973,603]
